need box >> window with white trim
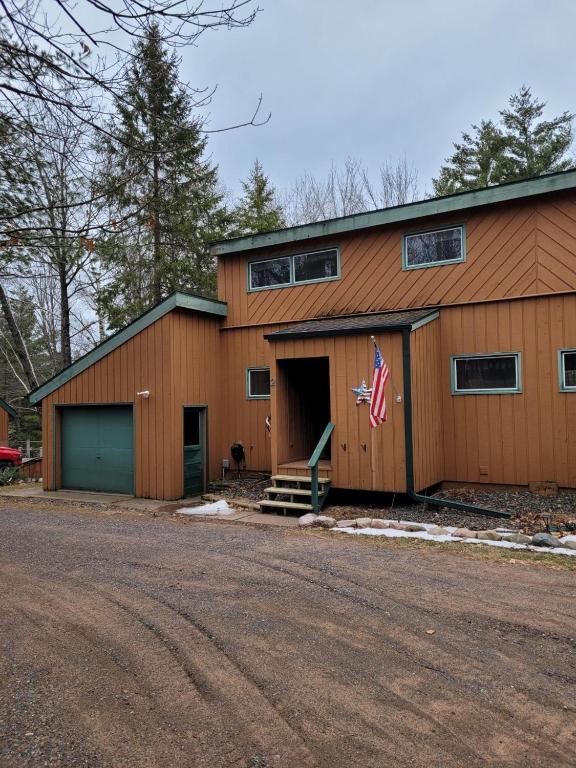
[451,353,521,394]
[247,367,270,399]
[403,226,465,269]
[559,349,576,391]
[248,248,339,291]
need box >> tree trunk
[0,282,39,390]
[58,263,72,368]
[152,152,162,304]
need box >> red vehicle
[0,446,22,468]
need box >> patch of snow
[333,525,576,556]
[176,499,234,516]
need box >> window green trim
[246,367,271,399]
[247,247,340,292]
[450,352,522,395]
[402,224,466,271]
[558,348,576,392]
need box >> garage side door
[61,406,134,494]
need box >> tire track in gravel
[215,550,575,763]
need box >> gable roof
[265,308,439,341]
[28,291,227,405]
[0,398,17,418]
[211,168,576,256]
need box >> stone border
[298,514,576,555]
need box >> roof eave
[211,170,576,256]
[0,398,18,418]
[264,310,439,341]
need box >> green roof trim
[28,291,227,405]
[0,398,17,418]
[211,169,576,256]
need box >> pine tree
[432,121,507,196]
[99,25,227,329]
[232,160,284,236]
[433,87,574,196]
[500,86,574,178]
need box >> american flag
[369,342,390,428]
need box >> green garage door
[61,406,134,494]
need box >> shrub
[0,466,21,486]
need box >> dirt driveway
[1,505,575,768]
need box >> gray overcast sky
[180,0,576,198]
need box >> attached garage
[60,405,134,494]
[28,292,227,500]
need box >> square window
[559,350,576,391]
[452,354,521,394]
[404,226,464,269]
[247,368,270,399]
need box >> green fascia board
[28,291,227,405]
[211,169,576,256]
[0,398,17,418]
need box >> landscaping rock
[452,528,478,538]
[427,526,450,536]
[531,532,561,548]
[502,533,532,545]
[401,523,425,532]
[299,513,318,528]
[370,519,391,529]
[313,515,337,529]
[476,530,503,541]
[559,540,576,550]
[355,517,372,529]
[336,519,357,528]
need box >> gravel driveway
[1,505,575,768]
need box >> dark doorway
[276,357,331,463]
[183,407,206,496]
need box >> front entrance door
[183,407,206,496]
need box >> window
[249,256,291,289]
[247,367,271,399]
[403,226,465,269]
[248,248,339,291]
[451,353,521,394]
[294,249,339,283]
[559,349,576,391]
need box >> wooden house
[28,171,576,505]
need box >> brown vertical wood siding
[41,311,223,500]
[267,334,406,492]
[440,294,576,488]
[410,319,444,490]
[218,193,576,327]
[0,410,8,445]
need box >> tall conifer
[99,25,227,329]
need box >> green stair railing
[308,422,335,513]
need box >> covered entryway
[61,405,134,494]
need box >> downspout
[401,328,511,519]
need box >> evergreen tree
[99,25,227,329]
[231,160,285,236]
[433,87,574,196]
[500,86,574,178]
[433,121,507,196]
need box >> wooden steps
[259,473,331,516]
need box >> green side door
[61,405,134,494]
[183,407,205,497]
